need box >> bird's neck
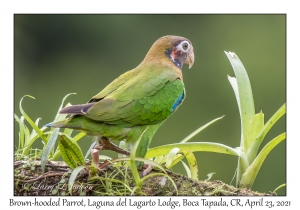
[141,48,184,70]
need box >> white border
[2,0,300,209]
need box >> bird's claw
[94,137,130,156]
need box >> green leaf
[255,103,286,148]
[246,112,264,164]
[73,132,86,142]
[246,103,286,166]
[239,132,286,188]
[146,142,241,159]
[84,140,97,161]
[165,148,180,168]
[59,135,84,165]
[273,183,286,193]
[24,125,31,147]
[52,132,86,160]
[154,156,164,164]
[169,154,185,168]
[41,128,59,173]
[14,114,25,150]
[227,76,241,117]
[184,151,198,180]
[58,140,77,169]
[47,94,75,141]
[181,161,191,178]
[63,128,73,137]
[19,95,48,144]
[180,115,225,143]
[158,153,184,168]
[14,114,22,151]
[147,142,249,178]
[68,165,86,194]
[54,93,76,121]
[30,118,42,140]
[99,155,112,160]
[225,51,255,152]
[22,124,39,156]
[129,127,149,190]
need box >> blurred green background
[14,14,286,195]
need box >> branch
[14,159,271,196]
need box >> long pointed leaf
[181,161,191,178]
[273,183,286,193]
[225,51,255,151]
[180,116,225,143]
[73,132,86,142]
[246,112,264,164]
[54,93,76,121]
[146,142,241,158]
[239,132,286,188]
[146,142,249,175]
[68,165,86,194]
[154,156,164,164]
[30,118,42,140]
[184,151,198,180]
[63,128,73,137]
[23,124,31,152]
[130,126,150,190]
[165,148,180,168]
[227,76,241,118]
[20,95,48,144]
[14,114,22,150]
[41,128,59,173]
[84,140,97,160]
[169,154,185,168]
[14,115,25,150]
[255,103,286,147]
[246,103,286,166]
[19,116,25,149]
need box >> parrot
[46,35,195,165]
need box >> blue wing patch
[171,92,184,111]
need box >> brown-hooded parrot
[46,35,194,162]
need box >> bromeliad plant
[14,93,86,168]
[144,51,286,189]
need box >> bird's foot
[91,148,100,166]
[94,137,130,156]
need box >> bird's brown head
[143,35,194,70]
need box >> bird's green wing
[88,69,136,102]
[85,68,185,127]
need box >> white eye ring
[177,41,190,52]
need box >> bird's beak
[185,47,194,69]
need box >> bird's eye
[182,42,189,50]
[178,41,190,52]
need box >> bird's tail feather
[44,119,69,128]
